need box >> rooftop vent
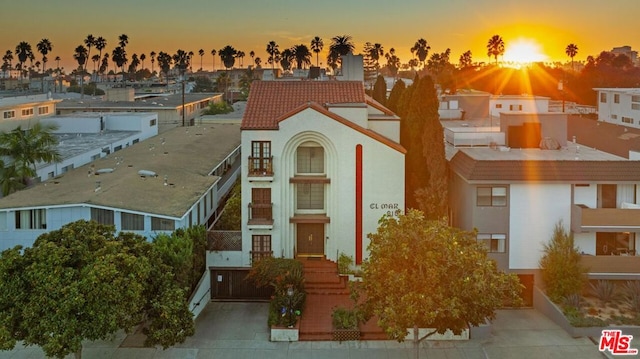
[96,168,114,174]
[138,170,157,178]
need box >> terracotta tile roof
[241,81,366,130]
[364,94,395,116]
[450,150,640,182]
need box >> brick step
[298,333,334,341]
[304,274,343,284]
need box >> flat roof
[460,142,623,161]
[56,93,221,110]
[0,123,241,218]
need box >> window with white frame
[38,106,49,115]
[477,186,507,206]
[91,208,114,225]
[632,95,640,111]
[477,233,506,253]
[600,93,607,103]
[15,209,46,229]
[3,111,15,119]
[611,114,618,120]
[509,104,522,111]
[622,117,634,124]
[614,94,620,104]
[21,108,34,116]
[121,212,144,231]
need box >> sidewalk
[0,302,607,358]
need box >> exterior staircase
[298,257,386,341]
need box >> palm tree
[219,45,237,70]
[566,43,578,71]
[15,41,33,85]
[139,53,146,72]
[328,35,355,73]
[249,50,255,64]
[385,48,400,79]
[310,36,323,67]
[99,53,109,81]
[266,41,280,72]
[74,45,88,97]
[150,51,156,74]
[280,49,294,72]
[118,34,129,49]
[91,54,100,73]
[36,39,52,75]
[173,50,189,77]
[2,50,13,71]
[487,35,505,65]
[368,43,384,76]
[128,53,139,76]
[292,44,311,69]
[198,49,205,71]
[0,123,61,196]
[237,51,245,67]
[210,49,216,71]
[111,46,127,82]
[83,34,95,74]
[156,51,172,84]
[459,50,473,69]
[254,57,262,68]
[410,38,430,68]
[187,51,194,72]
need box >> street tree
[0,220,195,359]
[14,41,33,84]
[362,210,522,359]
[328,35,355,73]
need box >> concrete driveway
[0,302,607,358]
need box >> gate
[211,269,273,301]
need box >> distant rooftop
[56,93,221,110]
[0,93,60,108]
[0,123,241,218]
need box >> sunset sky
[2,0,638,71]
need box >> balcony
[572,204,640,233]
[248,202,273,229]
[248,156,273,181]
[580,254,640,280]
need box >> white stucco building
[0,123,241,251]
[221,80,405,268]
[595,88,640,128]
[489,94,550,119]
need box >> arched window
[296,141,324,175]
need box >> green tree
[386,78,406,114]
[458,50,473,69]
[487,34,505,65]
[238,67,259,99]
[210,49,216,71]
[153,232,194,293]
[0,220,195,359]
[539,221,587,303]
[111,46,127,81]
[565,43,578,71]
[214,181,241,230]
[310,36,323,67]
[372,75,387,106]
[384,48,400,79]
[192,76,215,92]
[0,122,61,196]
[362,210,522,359]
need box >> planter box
[270,321,299,342]
[333,328,361,342]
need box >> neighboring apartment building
[0,93,59,132]
[595,88,640,129]
[217,80,404,270]
[0,122,241,251]
[489,94,550,119]
[55,91,223,133]
[448,113,640,304]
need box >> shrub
[202,101,233,115]
[337,252,354,275]
[539,221,587,303]
[331,307,365,330]
[563,293,583,309]
[623,280,640,312]
[589,280,617,304]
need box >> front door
[296,223,324,256]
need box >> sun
[502,38,548,67]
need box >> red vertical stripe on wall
[355,144,363,265]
